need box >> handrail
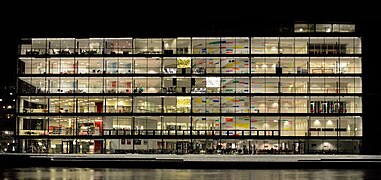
[102,129,280,137]
[19,129,281,137]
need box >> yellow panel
[236,123,249,129]
[177,57,191,68]
[177,97,191,107]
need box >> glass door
[293,142,305,154]
[62,141,73,153]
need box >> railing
[102,129,280,137]
[19,129,279,137]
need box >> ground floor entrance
[62,141,73,154]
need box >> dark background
[2,4,380,154]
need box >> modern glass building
[16,23,362,154]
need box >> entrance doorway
[176,141,188,154]
[62,141,73,154]
[293,142,305,154]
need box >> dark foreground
[1,168,381,179]
[1,154,381,169]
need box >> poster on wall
[206,77,220,87]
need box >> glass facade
[16,32,362,154]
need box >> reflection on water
[0,168,380,180]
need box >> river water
[0,168,380,179]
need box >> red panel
[73,62,78,74]
[94,140,102,154]
[226,117,233,122]
[95,102,103,113]
[95,119,103,132]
